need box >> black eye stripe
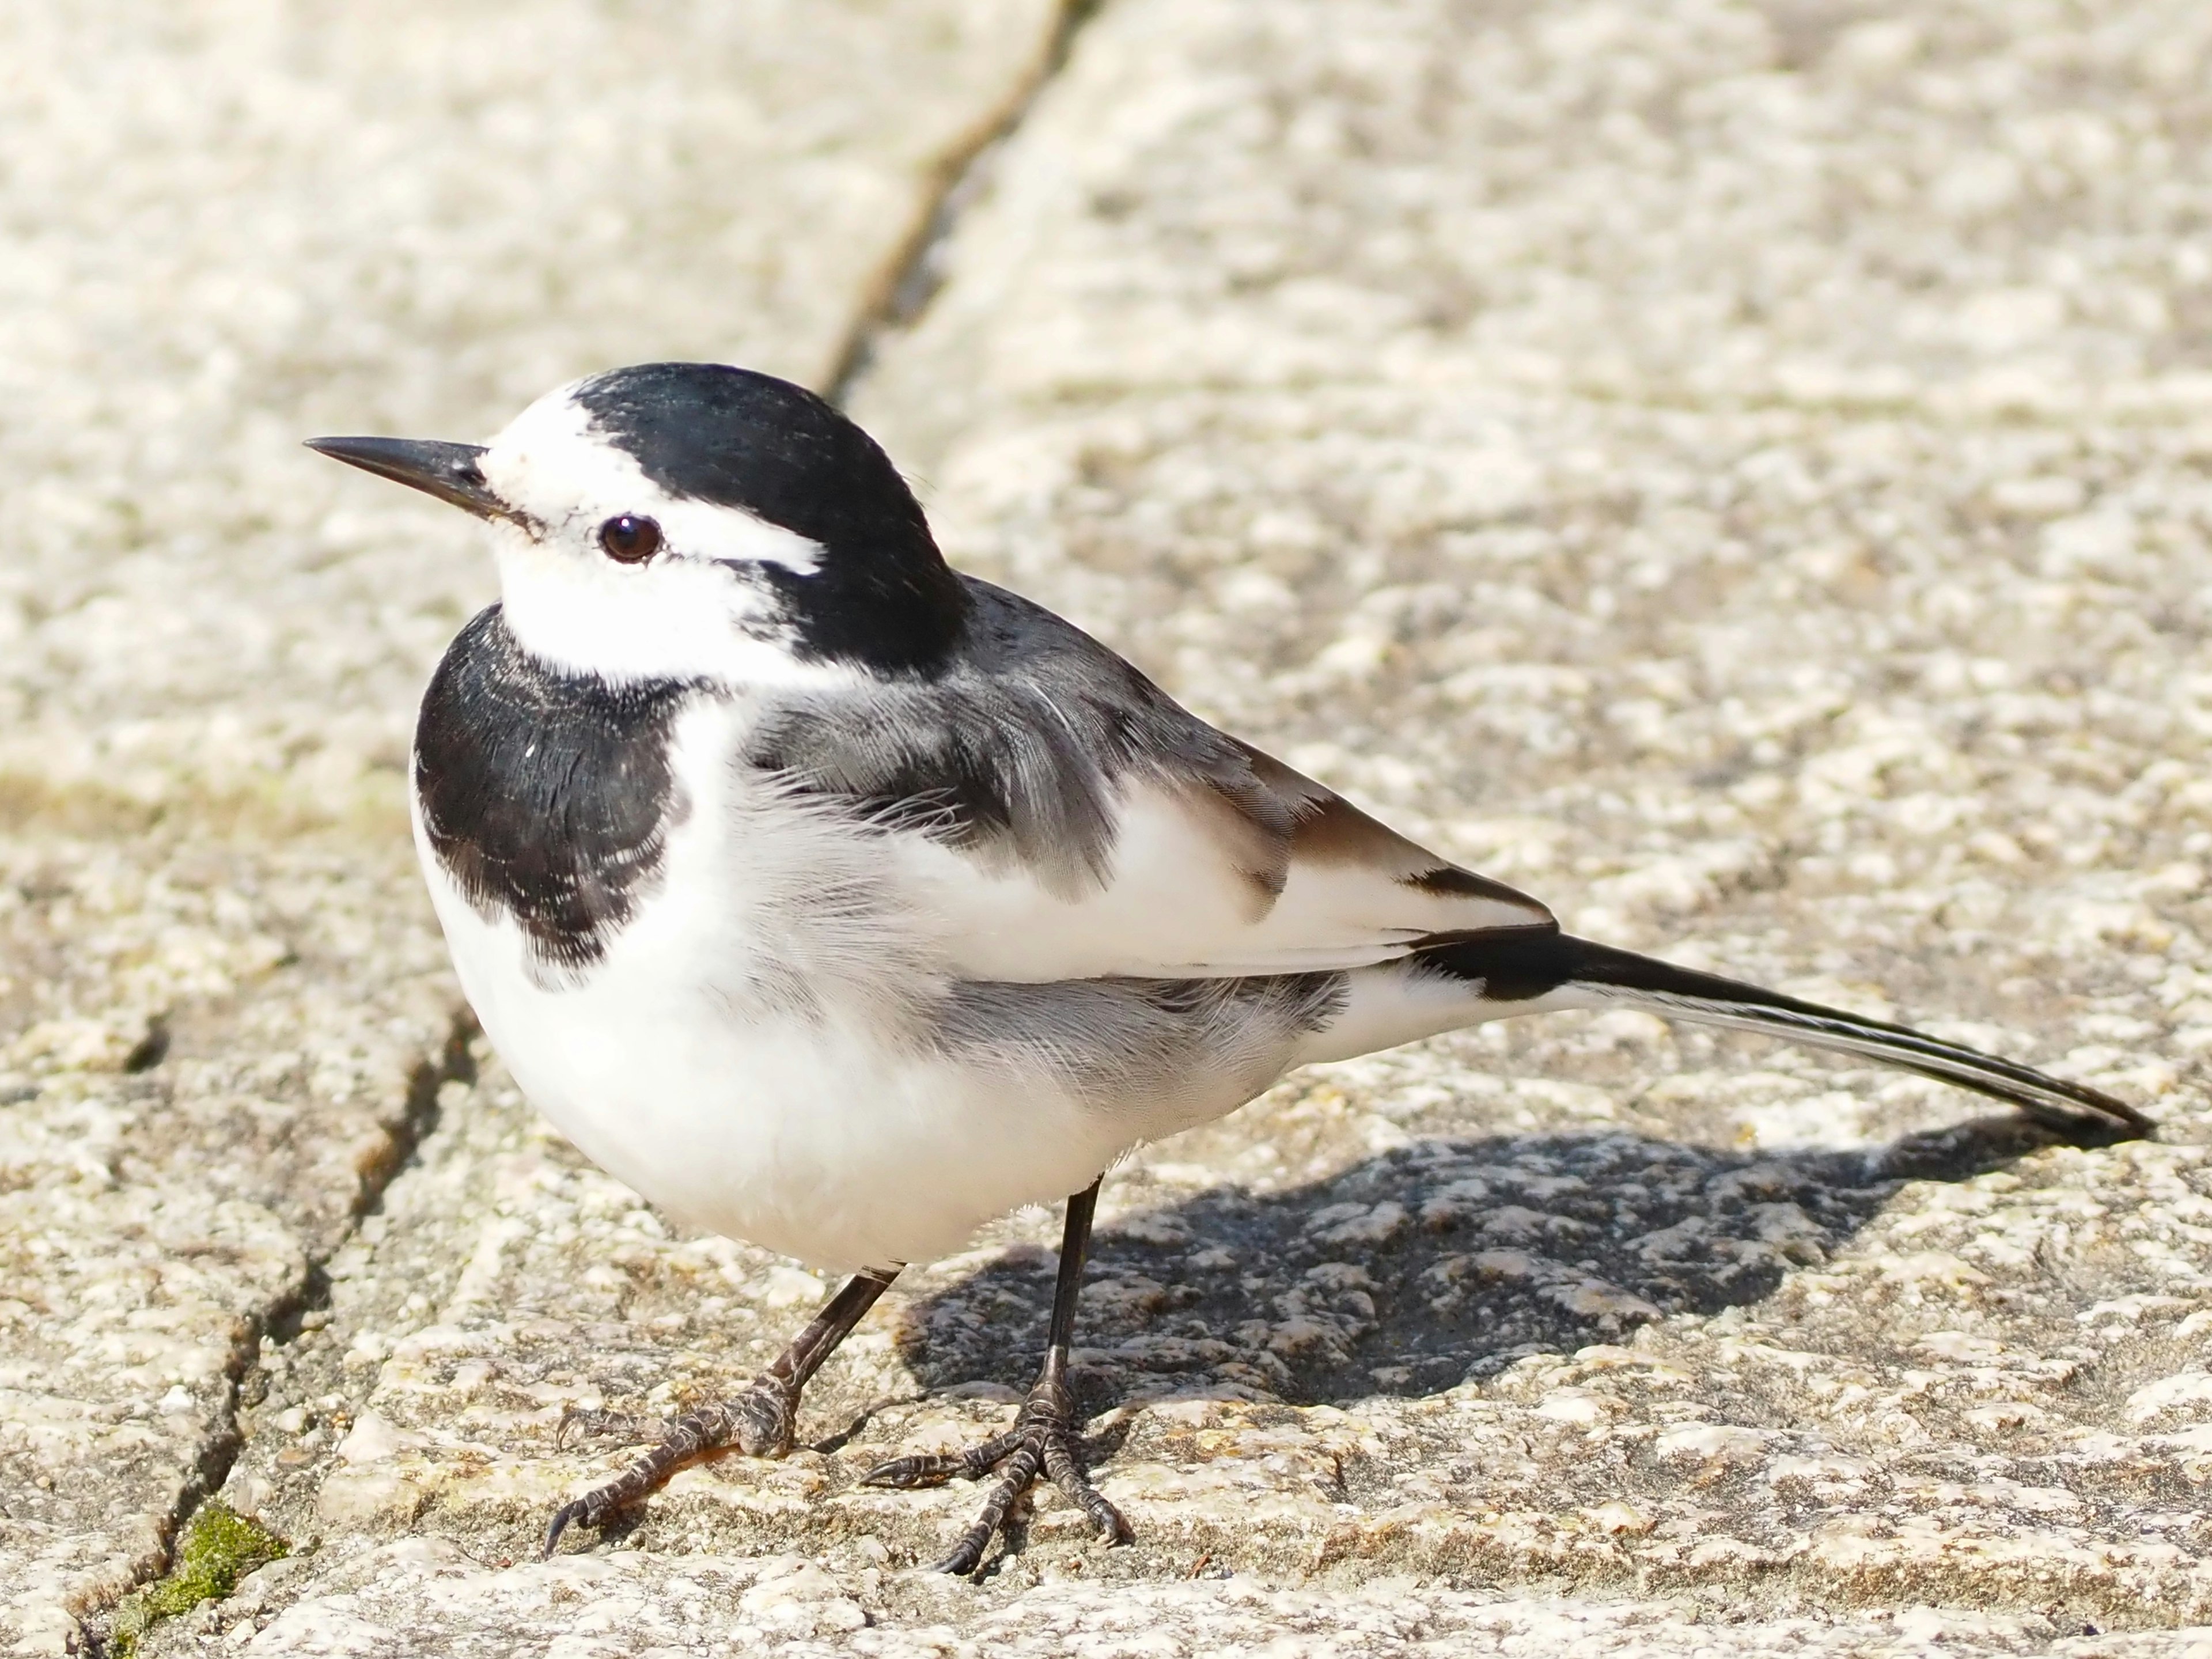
[599,514,662,563]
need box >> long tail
[1416,929,2151,1143]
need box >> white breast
[412,696,1144,1272]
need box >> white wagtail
[309,362,2149,1573]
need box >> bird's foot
[860,1373,1130,1575]
[541,1374,797,1556]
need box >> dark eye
[599,514,661,563]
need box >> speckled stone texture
[0,2,1063,1652]
[12,0,2212,1654]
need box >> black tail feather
[1417,929,2151,1143]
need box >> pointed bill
[306,435,513,520]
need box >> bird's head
[309,362,966,685]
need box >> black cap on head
[574,363,967,673]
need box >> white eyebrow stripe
[652,496,823,575]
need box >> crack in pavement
[90,1008,483,1653]
[826,0,1111,407]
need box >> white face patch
[473,383,839,686]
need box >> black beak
[305,435,512,520]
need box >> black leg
[543,1264,898,1556]
[862,1179,1131,1574]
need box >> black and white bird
[310,362,2149,1574]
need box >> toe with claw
[541,1374,797,1556]
[539,1265,897,1557]
[860,1179,1125,1575]
[862,1369,1130,1575]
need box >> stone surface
[13,0,2212,1654]
[161,1043,2212,1644]
[0,2,1065,1652]
[155,1541,2212,1657]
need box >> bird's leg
[542,1264,898,1556]
[862,1179,1131,1575]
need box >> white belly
[422,879,1144,1271]
[411,704,1144,1272]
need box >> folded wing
[741,578,1552,982]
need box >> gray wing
[744,577,1552,981]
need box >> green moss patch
[107,1501,287,1657]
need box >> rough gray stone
[0,3,1065,1652]
[194,1543,2212,1657]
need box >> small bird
[310,362,2149,1574]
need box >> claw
[541,1497,588,1559]
[533,1266,899,1556]
[866,1377,1127,1574]
[859,1428,1021,1490]
[540,1376,798,1555]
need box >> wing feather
[744,577,1551,981]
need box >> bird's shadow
[887,1113,2105,1410]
